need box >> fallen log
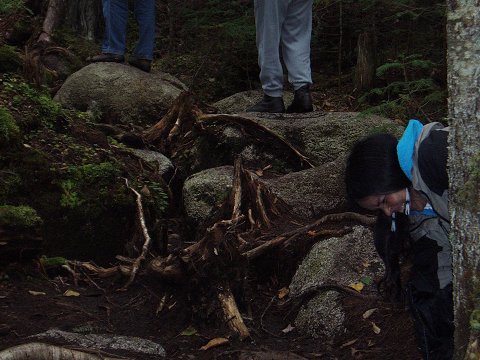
[0,342,126,360]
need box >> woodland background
[1,0,448,123]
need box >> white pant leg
[282,0,313,90]
[254,0,289,97]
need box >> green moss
[0,45,22,73]
[0,106,20,148]
[142,181,170,215]
[0,170,21,203]
[0,205,42,228]
[1,75,64,129]
[59,162,120,209]
[458,152,480,213]
[37,94,62,120]
[0,0,24,14]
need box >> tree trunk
[40,0,103,42]
[446,1,480,359]
[64,0,103,41]
[354,31,376,92]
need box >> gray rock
[294,291,346,339]
[182,166,234,223]
[54,62,187,125]
[290,226,383,339]
[129,148,174,179]
[247,111,403,165]
[268,160,347,218]
[213,90,294,114]
[31,329,166,357]
[185,111,403,173]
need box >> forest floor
[0,246,421,360]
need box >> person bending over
[345,119,453,360]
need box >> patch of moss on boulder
[0,205,42,228]
[0,45,22,73]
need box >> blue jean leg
[133,0,156,60]
[102,0,128,56]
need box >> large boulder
[247,111,403,165]
[182,161,347,224]
[181,111,403,174]
[289,226,383,339]
[54,63,187,125]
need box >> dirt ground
[0,255,422,360]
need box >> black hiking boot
[286,84,313,113]
[87,53,125,63]
[246,94,285,113]
[128,58,152,73]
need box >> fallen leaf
[307,230,317,237]
[180,325,198,336]
[349,282,364,292]
[340,339,358,348]
[362,308,377,319]
[278,287,289,299]
[28,290,46,296]
[255,169,264,177]
[371,322,381,334]
[362,260,371,268]
[168,301,177,310]
[63,290,80,297]
[281,324,295,334]
[156,294,167,314]
[199,337,229,350]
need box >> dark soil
[0,245,422,360]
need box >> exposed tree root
[0,342,127,360]
[143,92,313,170]
[217,285,251,340]
[119,179,153,291]
[243,212,376,260]
[229,157,291,230]
[142,91,198,151]
[197,113,315,168]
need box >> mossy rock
[0,45,22,73]
[0,205,42,229]
[0,106,20,148]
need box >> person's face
[357,189,406,217]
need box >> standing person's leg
[100,0,128,60]
[282,0,313,112]
[128,0,155,72]
[132,0,155,60]
[246,0,288,113]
